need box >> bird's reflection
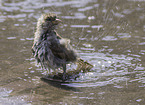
[41,77,80,91]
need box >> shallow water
[1,0,145,104]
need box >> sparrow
[32,13,92,81]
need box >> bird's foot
[62,73,66,81]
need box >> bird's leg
[62,63,66,81]
[48,68,51,74]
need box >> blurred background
[0,0,145,104]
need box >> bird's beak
[52,19,62,25]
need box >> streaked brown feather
[32,13,93,79]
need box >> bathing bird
[32,13,92,81]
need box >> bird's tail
[76,58,93,72]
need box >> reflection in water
[0,88,29,105]
[41,78,80,92]
[1,0,145,104]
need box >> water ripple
[61,51,141,87]
[102,36,118,41]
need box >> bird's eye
[46,18,51,21]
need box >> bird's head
[39,13,62,30]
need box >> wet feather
[32,13,77,71]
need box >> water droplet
[136,99,142,102]
[28,67,32,69]
[2,28,6,30]
[7,37,16,40]
[26,38,34,40]
[71,25,90,28]
[30,71,35,73]
[108,61,111,63]
[14,24,19,26]
[88,16,95,20]
[20,38,25,41]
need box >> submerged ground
[0,0,145,104]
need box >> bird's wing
[50,38,77,62]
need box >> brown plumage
[32,13,77,80]
[32,13,93,80]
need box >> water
[0,0,145,104]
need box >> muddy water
[0,0,145,105]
